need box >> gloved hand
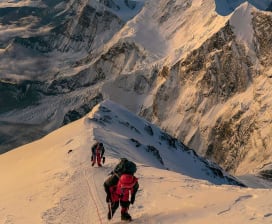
[130,194,135,204]
[106,194,111,203]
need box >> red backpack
[116,174,138,200]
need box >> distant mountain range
[1,0,272,179]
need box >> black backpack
[114,158,137,176]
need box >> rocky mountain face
[141,22,254,173]
[140,4,272,175]
[0,0,272,178]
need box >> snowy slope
[1,100,272,224]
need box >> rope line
[84,168,103,224]
[92,168,108,211]
[92,166,111,224]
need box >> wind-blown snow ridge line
[217,194,253,215]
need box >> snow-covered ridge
[87,100,243,186]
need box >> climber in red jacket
[104,158,139,221]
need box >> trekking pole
[108,202,113,219]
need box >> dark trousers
[108,200,130,218]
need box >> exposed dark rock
[63,94,103,125]
[0,80,42,113]
[160,132,177,149]
[159,66,170,78]
[206,115,255,173]
[130,138,141,147]
[159,0,192,24]
[252,12,272,67]
[100,106,111,113]
[124,0,137,9]
[259,169,272,180]
[145,145,164,165]
[144,124,154,136]
[118,120,141,134]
